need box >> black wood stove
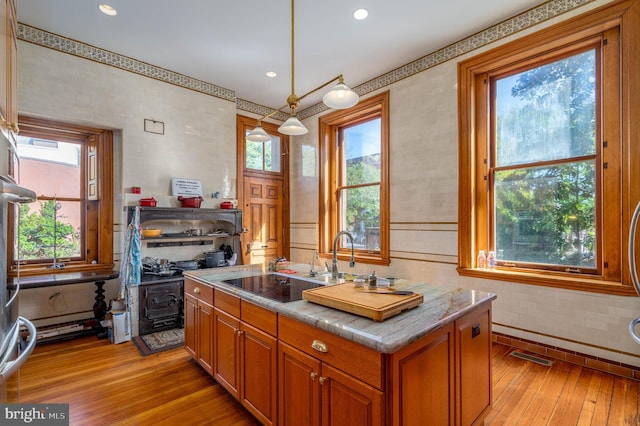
[138,275,184,336]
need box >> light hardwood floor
[18,335,640,425]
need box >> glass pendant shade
[278,115,308,135]
[246,124,271,142]
[322,82,359,109]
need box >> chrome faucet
[332,231,355,280]
[269,256,287,272]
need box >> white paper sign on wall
[171,178,204,197]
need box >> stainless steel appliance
[629,201,640,343]
[0,179,37,402]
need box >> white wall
[17,41,237,327]
[16,0,640,367]
[290,0,640,367]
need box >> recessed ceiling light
[98,4,118,16]
[265,71,277,78]
[353,8,368,20]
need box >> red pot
[178,196,203,208]
[220,201,234,209]
[139,197,157,207]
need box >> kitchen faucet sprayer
[332,231,355,280]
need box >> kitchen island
[183,263,496,426]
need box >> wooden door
[241,322,278,426]
[321,363,384,426]
[390,324,455,426]
[197,299,214,375]
[237,115,290,265]
[213,308,241,399]
[278,342,321,426]
[243,176,284,265]
[183,293,198,360]
[456,306,491,426]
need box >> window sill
[457,267,637,296]
[9,263,116,278]
[319,252,390,267]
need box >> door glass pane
[245,134,281,172]
[495,49,596,167]
[494,161,595,268]
[339,185,381,251]
[246,140,264,170]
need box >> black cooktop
[221,274,322,303]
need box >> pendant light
[246,0,359,142]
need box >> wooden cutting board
[302,283,423,322]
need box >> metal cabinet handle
[319,376,327,385]
[311,340,328,353]
[310,372,317,380]
[236,329,243,336]
[193,287,200,294]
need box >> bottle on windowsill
[477,250,487,269]
[487,251,496,269]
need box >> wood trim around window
[457,0,640,296]
[318,91,390,266]
[9,116,114,276]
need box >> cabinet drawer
[241,300,277,336]
[278,315,383,389]
[215,288,241,318]
[184,278,213,305]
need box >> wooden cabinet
[389,323,455,426]
[213,289,278,426]
[278,315,384,426]
[213,305,241,398]
[0,0,19,181]
[456,304,492,426]
[184,278,214,375]
[188,277,493,426]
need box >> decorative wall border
[17,23,236,103]
[17,0,597,120]
[297,0,597,120]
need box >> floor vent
[509,350,554,367]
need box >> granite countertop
[184,263,496,354]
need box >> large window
[319,92,389,265]
[458,1,640,295]
[10,117,114,275]
[493,48,597,272]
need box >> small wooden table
[9,269,120,339]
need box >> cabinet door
[457,305,491,426]
[278,342,321,426]
[214,308,241,399]
[198,300,214,375]
[390,323,454,426]
[241,322,277,425]
[184,293,198,359]
[321,363,384,426]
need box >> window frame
[9,116,114,276]
[319,91,390,265]
[457,0,639,296]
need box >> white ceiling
[17,0,543,111]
